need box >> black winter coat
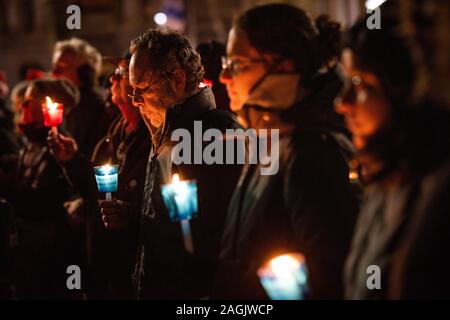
[137,87,242,299]
[212,70,360,299]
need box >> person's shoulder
[292,128,353,163]
[201,108,241,131]
[79,86,106,107]
[421,156,450,196]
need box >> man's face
[129,48,176,128]
[334,49,391,150]
[109,59,133,110]
[20,85,44,127]
[219,28,268,111]
[52,50,84,88]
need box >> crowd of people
[1,0,449,300]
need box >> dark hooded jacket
[212,69,360,299]
[137,87,242,299]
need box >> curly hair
[130,27,204,92]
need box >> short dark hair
[130,27,204,92]
[234,4,341,84]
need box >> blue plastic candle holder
[94,165,119,193]
[161,179,198,221]
[258,253,309,300]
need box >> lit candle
[257,253,309,300]
[42,96,64,133]
[161,174,198,253]
[94,164,119,200]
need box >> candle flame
[45,96,58,111]
[101,164,113,175]
[171,173,188,202]
[270,254,301,278]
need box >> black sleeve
[388,163,450,299]
[62,151,100,200]
[284,132,359,299]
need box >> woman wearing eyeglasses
[336,1,450,299]
[213,4,360,299]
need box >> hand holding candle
[257,253,309,300]
[42,96,64,133]
[94,164,119,200]
[161,174,198,253]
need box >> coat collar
[236,68,345,135]
[150,87,216,148]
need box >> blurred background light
[365,0,387,10]
[154,12,168,25]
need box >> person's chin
[229,97,244,112]
[148,116,162,128]
[353,135,367,150]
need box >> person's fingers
[47,135,61,150]
[104,221,124,230]
[102,214,125,229]
[47,129,58,140]
[98,199,124,209]
[102,213,118,224]
[100,207,119,216]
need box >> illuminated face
[219,28,268,111]
[335,49,391,150]
[20,85,45,127]
[52,50,85,87]
[129,48,176,128]
[109,59,133,110]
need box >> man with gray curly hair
[121,27,242,299]
[52,37,109,158]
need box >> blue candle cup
[257,253,309,300]
[94,165,119,193]
[161,177,198,221]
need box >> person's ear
[171,69,187,93]
[263,54,295,73]
[276,59,295,73]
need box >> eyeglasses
[128,70,174,101]
[128,78,159,101]
[335,73,382,107]
[221,56,267,75]
[111,67,128,81]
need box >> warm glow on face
[45,96,58,111]
[172,173,180,184]
[270,254,301,278]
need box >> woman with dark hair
[336,1,450,299]
[214,3,359,299]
